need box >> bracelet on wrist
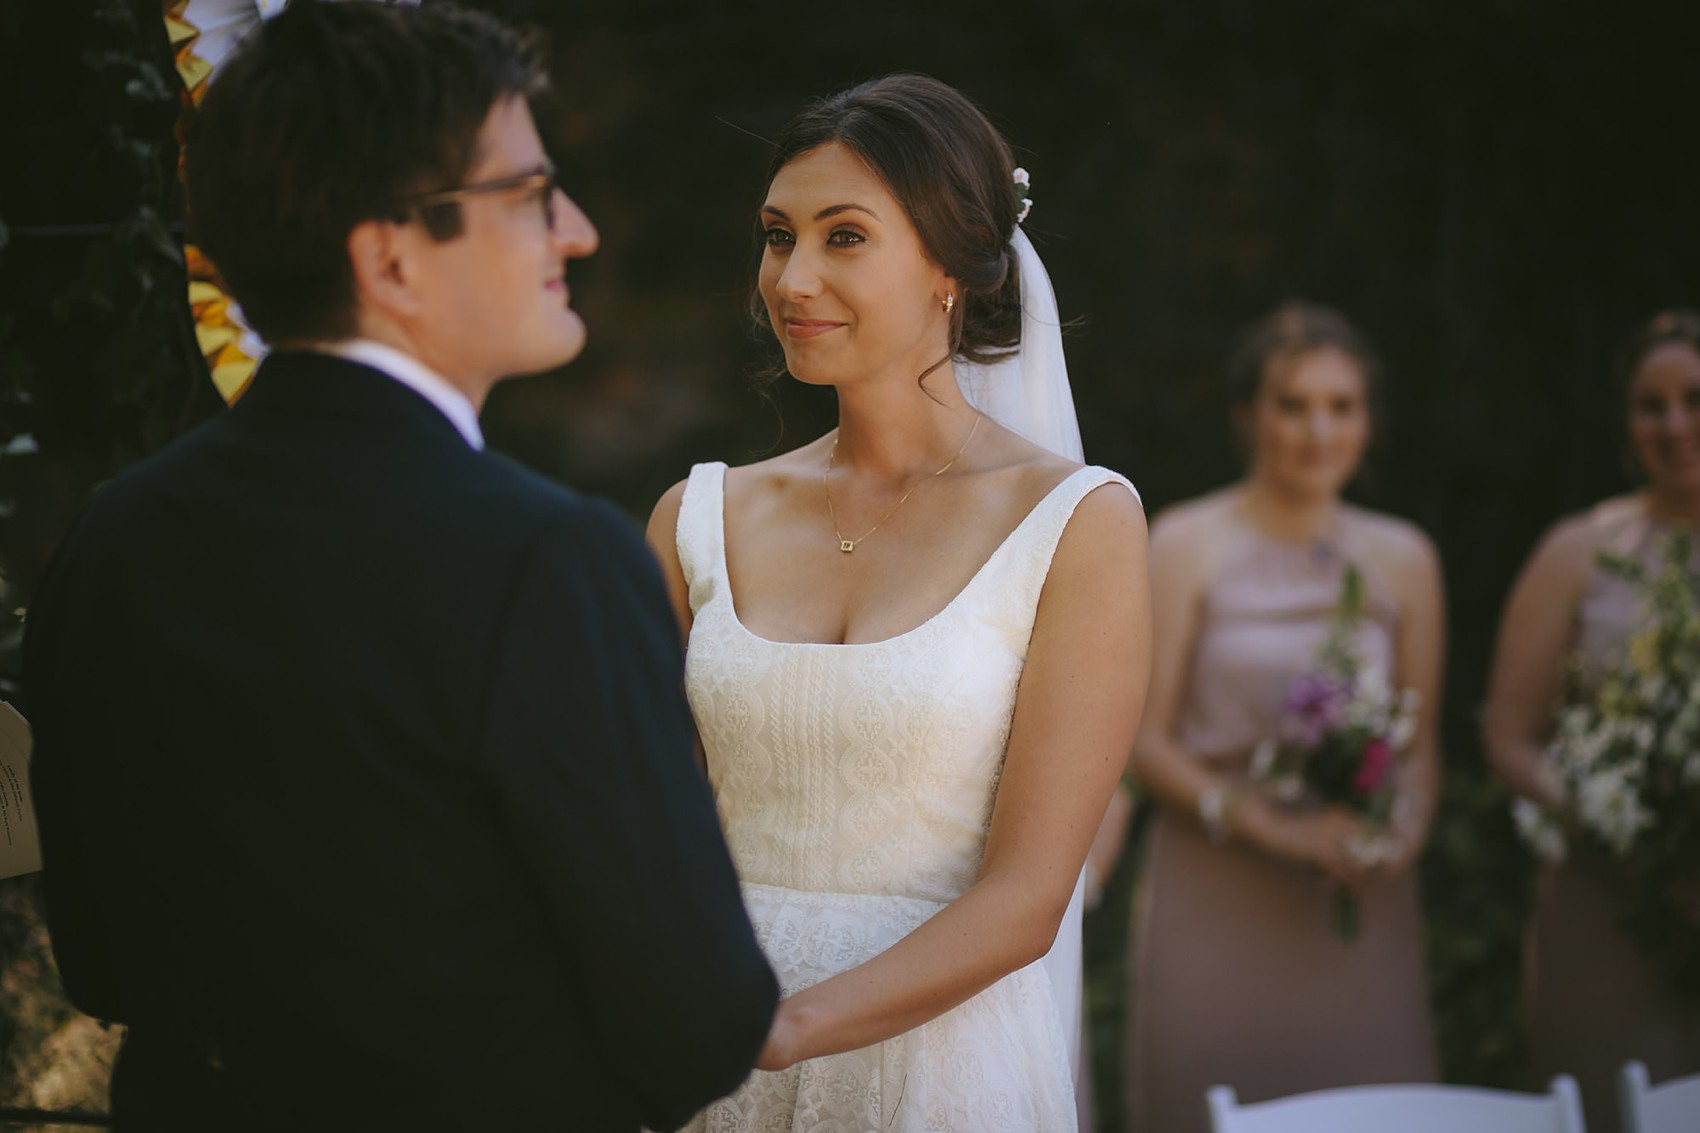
[1197,784,1242,842]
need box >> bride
[647,73,1149,1131]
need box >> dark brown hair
[1617,308,1700,397]
[1227,301,1382,410]
[185,0,547,344]
[754,73,1024,372]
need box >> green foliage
[1422,771,1532,1087]
[0,0,216,613]
[0,0,210,1110]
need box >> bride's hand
[755,999,805,1072]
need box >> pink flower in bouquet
[1279,673,1348,749]
[1352,737,1394,795]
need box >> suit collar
[236,351,475,449]
[315,340,484,450]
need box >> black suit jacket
[25,352,777,1132]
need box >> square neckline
[710,462,1102,649]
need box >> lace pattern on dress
[670,461,1138,1132]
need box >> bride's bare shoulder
[720,437,837,511]
[977,422,1081,494]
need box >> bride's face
[758,142,954,388]
[1627,341,1700,494]
[1245,346,1371,499]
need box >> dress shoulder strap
[675,462,728,616]
[979,465,1141,645]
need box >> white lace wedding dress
[674,460,1136,1133]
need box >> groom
[24,2,775,1130]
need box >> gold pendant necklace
[824,413,983,553]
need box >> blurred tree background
[2,0,1698,1126]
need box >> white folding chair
[1206,1076,1586,1133]
[1621,1060,1700,1133]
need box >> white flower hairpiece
[1013,167,1033,224]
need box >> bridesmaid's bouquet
[1513,529,1700,1001]
[1251,563,1420,940]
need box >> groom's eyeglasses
[404,163,559,231]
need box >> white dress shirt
[319,339,484,451]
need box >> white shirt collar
[319,339,484,450]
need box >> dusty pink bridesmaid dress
[1125,519,1436,1133]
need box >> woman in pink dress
[1483,309,1700,1133]
[1125,302,1442,1133]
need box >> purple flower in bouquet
[1279,672,1349,749]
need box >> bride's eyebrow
[815,203,879,221]
[760,204,880,222]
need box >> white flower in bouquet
[1387,690,1421,751]
[1575,764,1655,856]
[1513,798,1567,864]
[1341,663,1394,729]
[1250,737,1277,779]
[1631,719,1657,755]
[1642,673,1668,705]
[1664,703,1700,759]
[1552,711,1607,777]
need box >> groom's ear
[347,218,426,322]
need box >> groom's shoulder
[463,449,649,557]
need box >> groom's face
[409,96,600,383]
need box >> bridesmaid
[1483,309,1700,1133]
[1124,302,1442,1132]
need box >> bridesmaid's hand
[1348,829,1417,885]
[1241,800,1377,886]
[1359,783,1435,882]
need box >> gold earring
[943,293,955,315]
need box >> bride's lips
[783,318,844,340]
[545,277,568,302]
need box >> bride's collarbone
[721,457,1076,644]
[724,508,1017,646]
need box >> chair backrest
[1621,1060,1700,1133]
[1207,1077,1586,1133]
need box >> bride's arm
[756,480,1149,1069]
[647,478,710,774]
[645,478,693,644]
